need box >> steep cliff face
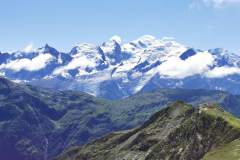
[55,102,240,160]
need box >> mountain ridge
[1,77,240,159]
[55,102,240,160]
[0,35,240,99]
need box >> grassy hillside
[201,105,240,160]
[200,104,240,129]
[203,139,240,160]
[1,77,240,159]
[55,102,240,160]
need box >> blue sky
[0,0,240,53]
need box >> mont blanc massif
[1,36,240,160]
[1,35,240,99]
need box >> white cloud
[53,56,96,76]
[0,54,54,72]
[189,0,240,9]
[23,43,35,52]
[202,0,240,7]
[157,51,215,79]
[157,51,240,79]
[205,66,240,78]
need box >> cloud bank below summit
[0,54,54,72]
[205,66,240,78]
[156,51,240,79]
[0,35,240,80]
[157,51,214,79]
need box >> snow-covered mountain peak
[53,43,108,78]
[99,36,123,65]
[136,35,157,45]
[208,48,240,67]
[121,35,187,65]
[110,35,122,44]
[101,37,121,54]
[70,43,98,55]
[1,35,240,99]
[36,44,60,57]
[37,44,51,52]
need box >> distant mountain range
[1,35,240,99]
[55,102,240,160]
[1,77,240,160]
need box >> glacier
[0,35,240,99]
